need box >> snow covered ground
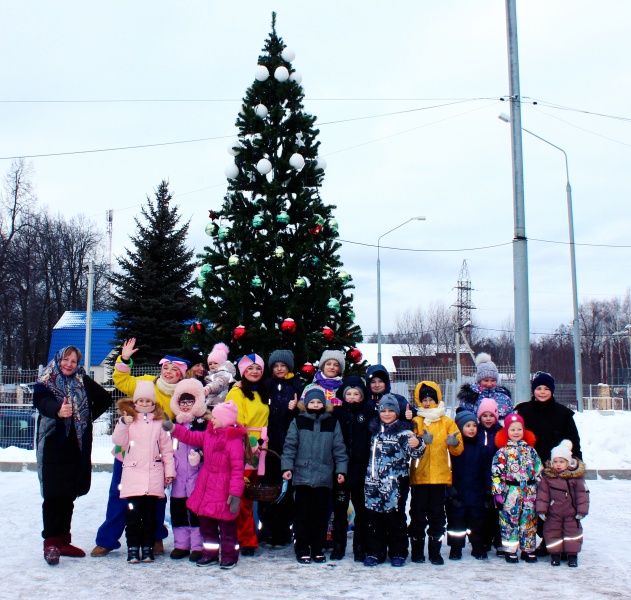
[1,470,629,600]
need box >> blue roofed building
[48,311,117,383]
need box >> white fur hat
[551,439,573,463]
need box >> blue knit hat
[455,409,477,432]
[532,371,555,395]
[379,394,400,416]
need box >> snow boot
[152,540,164,555]
[59,533,86,557]
[90,545,112,557]
[127,547,140,564]
[535,540,549,557]
[330,542,346,560]
[428,537,444,566]
[550,554,561,566]
[520,551,537,563]
[43,538,61,566]
[410,537,425,563]
[189,551,202,562]
[170,548,190,560]
[505,552,519,564]
[449,546,462,560]
[471,545,488,560]
[141,546,155,562]
[567,554,578,567]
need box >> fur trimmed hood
[369,417,409,435]
[117,397,166,420]
[170,378,208,423]
[495,427,536,448]
[542,458,586,479]
[297,400,334,413]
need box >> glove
[447,486,462,508]
[420,429,433,445]
[484,491,493,509]
[576,514,584,520]
[446,433,459,447]
[162,418,175,433]
[188,449,201,467]
[494,495,504,509]
[227,494,240,514]
[538,513,547,521]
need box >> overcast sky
[2,1,629,342]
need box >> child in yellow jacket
[409,381,463,566]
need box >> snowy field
[1,471,629,600]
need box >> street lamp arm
[521,127,570,185]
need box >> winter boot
[471,546,488,560]
[353,544,366,563]
[449,546,462,560]
[90,545,112,557]
[428,537,444,566]
[550,554,561,566]
[520,551,537,563]
[410,537,425,563]
[43,538,61,566]
[170,548,190,560]
[535,539,549,557]
[127,547,140,564]
[330,542,346,560]
[141,546,155,562]
[59,533,86,558]
[567,554,578,567]
[505,552,519,564]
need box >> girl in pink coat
[112,381,175,564]
[164,400,246,570]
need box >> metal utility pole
[85,261,94,376]
[505,0,531,404]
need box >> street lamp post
[499,113,583,412]
[377,217,426,366]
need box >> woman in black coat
[34,346,112,565]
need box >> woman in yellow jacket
[226,353,270,557]
[409,381,463,566]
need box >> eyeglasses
[178,399,195,406]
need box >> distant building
[48,311,117,383]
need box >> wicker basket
[243,448,283,502]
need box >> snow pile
[3,410,631,469]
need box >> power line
[527,98,631,122]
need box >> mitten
[446,433,459,447]
[188,449,201,467]
[162,418,175,433]
[494,495,504,509]
[538,513,547,521]
[227,494,240,514]
[421,429,434,445]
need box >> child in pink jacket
[112,381,175,564]
[163,400,247,570]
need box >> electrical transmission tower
[452,260,476,378]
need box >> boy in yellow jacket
[409,381,463,565]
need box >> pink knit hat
[237,353,264,377]
[477,398,499,421]
[212,401,238,427]
[133,380,156,404]
[207,342,229,366]
[503,413,525,430]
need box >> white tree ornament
[254,65,269,81]
[227,139,241,156]
[254,104,268,118]
[256,158,273,175]
[274,66,289,82]
[281,47,296,62]
[316,157,327,171]
[224,163,239,179]
[289,153,305,170]
[289,71,302,84]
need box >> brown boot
[43,538,61,565]
[60,534,86,558]
[90,545,112,557]
[153,540,164,555]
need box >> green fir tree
[110,180,196,363]
[192,14,363,375]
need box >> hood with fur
[117,397,165,420]
[542,458,586,479]
[495,427,536,448]
[170,378,208,423]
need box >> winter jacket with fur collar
[112,399,176,499]
[457,383,514,419]
[536,459,589,519]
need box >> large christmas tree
[110,180,197,363]
[191,14,363,374]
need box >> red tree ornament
[281,318,297,334]
[300,362,316,379]
[308,225,323,235]
[322,326,334,342]
[233,324,247,340]
[208,210,217,220]
[189,321,205,334]
[348,348,363,364]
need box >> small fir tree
[191,14,363,374]
[110,180,196,363]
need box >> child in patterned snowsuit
[491,413,542,564]
[364,395,425,567]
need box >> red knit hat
[503,413,525,430]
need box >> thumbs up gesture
[288,394,298,411]
[122,411,133,425]
[404,403,413,420]
[420,428,434,445]
[58,398,72,418]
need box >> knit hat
[455,409,478,432]
[319,349,345,373]
[337,375,367,402]
[417,383,439,404]
[268,349,294,372]
[207,342,230,366]
[551,439,573,463]
[159,355,191,379]
[304,386,326,405]
[532,371,556,395]
[503,413,525,430]
[475,353,499,383]
[379,394,400,416]
[133,380,156,404]
[212,401,238,428]
[237,353,265,377]
[477,398,500,420]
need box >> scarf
[415,400,446,424]
[156,377,177,397]
[314,371,343,392]
[38,347,89,449]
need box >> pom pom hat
[551,439,573,463]
[477,398,499,420]
[207,342,230,366]
[475,352,499,383]
[238,353,264,377]
[212,400,238,427]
